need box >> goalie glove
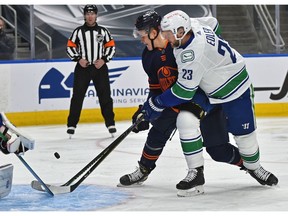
[141,96,165,122]
[0,127,21,154]
[0,112,34,155]
[132,105,150,133]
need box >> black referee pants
[67,63,115,128]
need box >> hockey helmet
[160,10,191,40]
[133,10,161,38]
[83,5,98,14]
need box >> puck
[54,152,60,159]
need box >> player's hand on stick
[141,96,165,122]
[132,105,150,133]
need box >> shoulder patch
[96,34,104,43]
[181,50,195,63]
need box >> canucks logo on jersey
[181,50,195,63]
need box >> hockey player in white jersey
[0,112,34,198]
[142,10,278,186]
[119,10,261,197]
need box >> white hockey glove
[0,112,35,155]
[0,126,27,155]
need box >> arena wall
[0,55,287,126]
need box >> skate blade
[110,133,116,138]
[69,134,73,139]
[177,185,204,197]
[117,182,144,187]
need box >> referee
[66,5,116,137]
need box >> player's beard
[171,40,180,48]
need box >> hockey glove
[178,102,206,119]
[0,112,34,155]
[132,105,150,133]
[141,96,165,122]
[0,130,20,154]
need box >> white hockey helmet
[160,10,191,40]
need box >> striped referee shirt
[66,23,115,64]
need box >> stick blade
[31,180,71,195]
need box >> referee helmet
[83,5,98,14]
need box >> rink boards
[0,55,287,126]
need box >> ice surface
[0,117,287,215]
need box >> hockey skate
[118,161,152,187]
[67,127,75,139]
[176,166,205,197]
[107,125,116,137]
[0,112,34,155]
[245,165,278,186]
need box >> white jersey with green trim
[193,17,219,33]
[172,19,251,104]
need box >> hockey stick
[31,114,145,195]
[16,154,54,196]
[62,114,144,187]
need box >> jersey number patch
[182,69,193,80]
[218,40,237,63]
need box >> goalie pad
[0,112,35,154]
[0,164,13,199]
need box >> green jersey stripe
[209,68,249,99]
[171,82,197,100]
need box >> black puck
[54,152,60,159]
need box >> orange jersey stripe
[67,39,77,48]
[104,40,115,48]
[149,83,161,90]
[142,151,159,160]
[171,107,180,113]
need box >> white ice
[1,117,288,215]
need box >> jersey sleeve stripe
[67,39,77,48]
[104,39,115,48]
[171,81,197,100]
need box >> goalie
[0,112,34,198]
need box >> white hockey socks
[177,110,204,169]
[234,131,260,170]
